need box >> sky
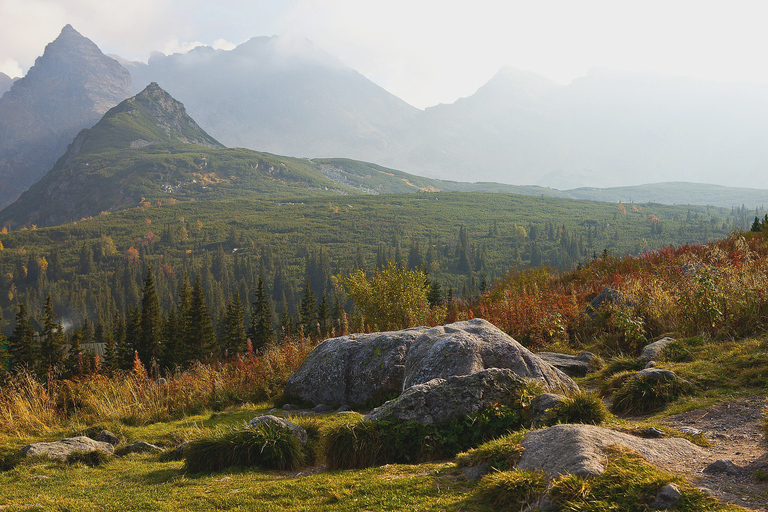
[1,0,768,109]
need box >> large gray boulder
[283,327,427,406]
[248,415,308,446]
[364,368,527,425]
[517,424,705,477]
[20,436,115,460]
[403,319,578,394]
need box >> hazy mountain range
[2,25,768,213]
[0,72,16,95]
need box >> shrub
[66,449,112,467]
[325,403,525,470]
[611,374,694,415]
[660,339,695,363]
[184,423,306,473]
[474,469,548,510]
[544,391,609,426]
[454,432,525,471]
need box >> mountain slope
[0,25,132,208]
[0,72,15,95]
[128,36,419,163]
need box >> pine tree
[40,294,65,372]
[223,295,247,356]
[138,266,163,365]
[0,312,9,374]
[298,280,316,335]
[125,306,142,368]
[184,275,218,363]
[9,302,36,371]
[249,276,274,352]
[317,292,331,338]
[67,329,83,377]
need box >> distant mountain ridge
[0,25,131,207]
[0,72,15,95]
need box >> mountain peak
[64,82,223,157]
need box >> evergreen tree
[249,276,274,351]
[427,280,443,307]
[184,275,218,363]
[103,327,117,372]
[298,280,316,335]
[125,306,142,368]
[0,312,9,374]
[9,302,36,371]
[39,294,65,372]
[161,309,179,368]
[67,329,82,377]
[331,294,344,335]
[223,295,247,356]
[138,266,163,365]
[317,292,331,338]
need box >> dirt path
[660,396,768,511]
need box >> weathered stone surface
[528,393,567,428]
[462,463,489,481]
[585,288,626,317]
[95,430,120,446]
[403,319,577,394]
[123,441,162,454]
[365,368,528,425]
[651,483,682,510]
[636,368,685,383]
[249,415,308,446]
[536,351,602,377]
[641,337,676,362]
[284,327,427,406]
[314,404,334,413]
[20,436,115,460]
[517,424,705,477]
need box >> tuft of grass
[184,423,307,473]
[473,469,548,510]
[543,391,610,426]
[65,449,112,467]
[323,418,384,470]
[611,374,695,415]
[454,431,525,471]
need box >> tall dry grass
[0,337,317,437]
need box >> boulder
[536,351,602,377]
[365,368,527,425]
[640,337,675,362]
[635,368,687,384]
[20,436,114,460]
[585,288,626,317]
[95,430,120,446]
[651,483,682,510]
[283,327,427,406]
[403,319,577,394]
[703,459,741,476]
[249,415,308,446]
[517,424,705,477]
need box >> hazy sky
[1,0,767,108]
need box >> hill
[0,25,131,208]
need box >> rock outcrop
[517,424,705,477]
[20,436,115,460]
[536,351,602,377]
[364,368,527,425]
[404,319,577,394]
[283,327,427,406]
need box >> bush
[611,374,694,415]
[474,469,548,510]
[184,423,306,473]
[325,403,525,470]
[455,432,525,471]
[66,449,112,467]
[544,391,609,426]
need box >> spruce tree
[138,266,163,365]
[0,312,9,374]
[184,275,217,363]
[40,294,65,372]
[298,280,316,335]
[223,296,247,356]
[67,329,83,377]
[9,302,36,371]
[317,292,331,338]
[249,276,274,352]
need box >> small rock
[313,404,334,413]
[462,463,489,481]
[528,393,566,427]
[155,377,167,386]
[640,337,675,363]
[704,459,741,476]
[645,427,665,438]
[30,475,50,480]
[282,404,293,411]
[651,483,682,509]
[20,436,114,460]
[249,415,308,446]
[176,442,190,458]
[96,430,120,446]
[678,426,702,435]
[337,411,357,416]
[268,408,278,414]
[636,368,681,382]
[337,404,350,412]
[124,441,163,454]
[645,361,656,368]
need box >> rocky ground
[660,396,768,511]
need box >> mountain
[127,36,418,163]
[0,72,16,95]
[0,25,131,208]
[399,67,768,189]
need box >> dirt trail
[660,396,768,511]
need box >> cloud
[0,58,23,78]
